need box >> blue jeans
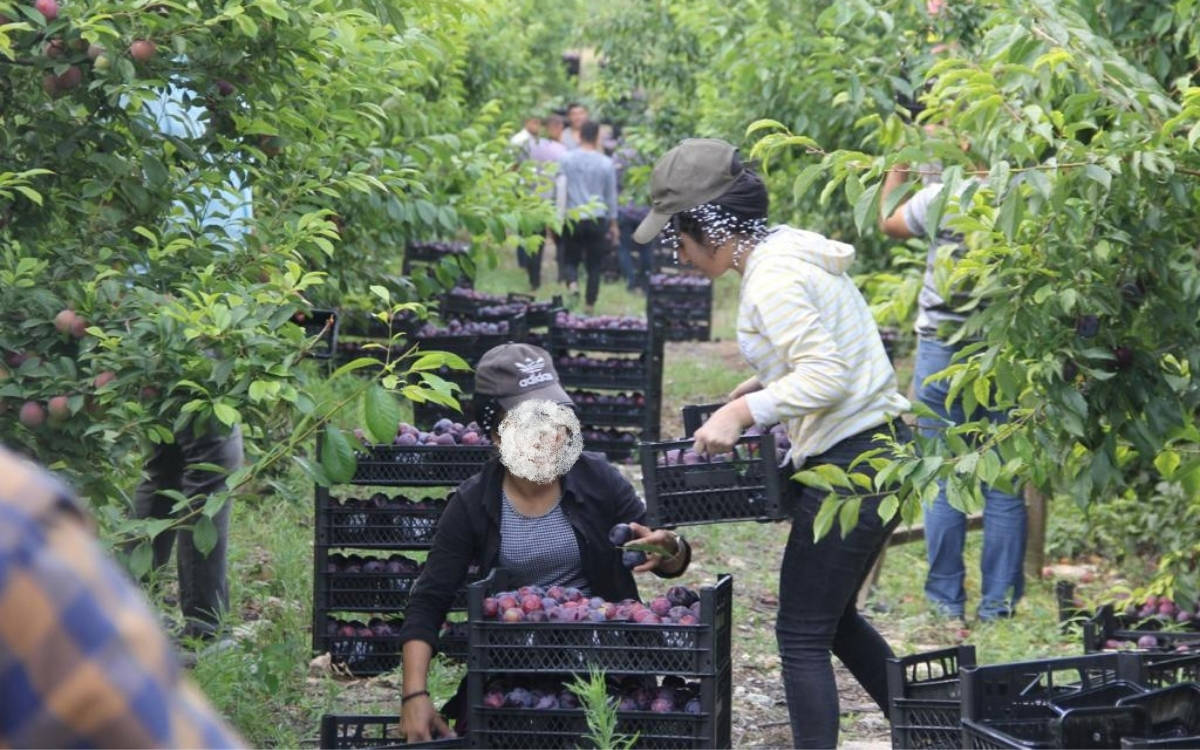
[779,420,911,748]
[914,337,1026,620]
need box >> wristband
[402,689,430,704]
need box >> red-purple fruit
[649,597,671,617]
[35,0,59,21]
[19,401,46,428]
[482,597,499,618]
[609,523,633,546]
[129,39,156,63]
[521,595,543,613]
[47,395,69,421]
[1137,634,1159,649]
[87,43,105,60]
[501,607,524,623]
[44,38,64,57]
[215,79,235,96]
[54,308,76,334]
[93,370,116,388]
[1113,346,1134,370]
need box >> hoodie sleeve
[741,263,853,425]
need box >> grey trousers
[133,423,242,637]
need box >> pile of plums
[649,273,711,289]
[1121,595,1198,625]
[556,353,646,374]
[332,493,447,512]
[385,419,490,447]
[446,287,505,303]
[481,582,701,625]
[569,390,646,408]
[477,302,528,318]
[481,675,703,714]
[417,318,509,337]
[325,552,422,576]
[582,428,638,445]
[1096,595,1200,652]
[554,312,648,330]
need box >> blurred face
[525,117,541,136]
[546,119,564,140]
[567,105,588,129]
[677,231,726,280]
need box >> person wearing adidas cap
[396,342,691,742]
[636,139,912,748]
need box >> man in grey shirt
[880,164,1026,624]
[557,121,618,314]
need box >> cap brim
[496,382,574,410]
[632,209,672,245]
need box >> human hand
[626,522,681,573]
[692,400,752,456]
[728,376,762,400]
[607,222,620,246]
[401,694,454,744]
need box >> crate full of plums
[316,492,449,549]
[549,313,653,353]
[1084,597,1200,655]
[313,553,478,614]
[466,669,732,749]
[414,313,528,362]
[466,567,732,677]
[640,418,790,527]
[315,616,468,676]
[648,273,712,342]
[347,419,495,486]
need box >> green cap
[633,138,739,244]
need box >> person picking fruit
[633,138,911,748]
[396,343,691,742]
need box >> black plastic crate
[414,313,528,361]
[315,620,468,677]
[466,568,732,677]
[315,491,447,549]
[1120,737,1200,749]
[1085,605,1200,654]
[440,289,508,318]
[1117,684,1200,740]
[640,433,785,528]
[466,668,732,749]
[1052,682,1147,710]
[1138,653,1200,689]
[582,428,642,461]
[403,241,471,279]
[349,443,495,487]
[656,321,712,343]
[519,296,563,328]
[887,645,978,749]
[555,353,660,391]
[314,560,471,613]
[550,319,653,353]
[962,705,1149,749]
[571,391,654,428]
[319,714,465,749]
[961,652,1145,722]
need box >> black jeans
[561,218,609,306]
[132,422,242,637]
[778,420,911,748]
[518,245,542,290]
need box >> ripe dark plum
[608,523,633,546]
[684,698,702,715]
[1137,634,1159,649]
[521,595,543,613]
[483,690,505,709]
[558,691,579,709]
[667,585,699,607]
[541,596,557,611]
[1075,315,1100,338]
[622,549,647,568]
[546,586,566,601]
[667,606,691,621]
[501,607,525,623]
[526,610,547,623]
[534,693,558,710]
[649,597,671,617]
[563,587,583,602]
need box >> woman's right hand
[401,694,454,744]
[728,376,763,400]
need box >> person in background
[0,445,243,748]
[561,102,588,150]
[398,344,691,742]
[613,139,653,292]
[879,162,1026,623]
[634,138,911,748]
[509,114,542,162]
[522,114,569,290]
[132,79,250,645]
[557,121,618,314]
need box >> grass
[160,247,1088,746]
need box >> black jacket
[398,452,691,650]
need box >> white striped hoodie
[738,226,909,465]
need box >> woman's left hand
[626,522,680,573]
[692,400,753,455]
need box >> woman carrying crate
[632,139,912,748]
[397,342,693,742]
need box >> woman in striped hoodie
[634,139,912,749]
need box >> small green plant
[566,667,638,750]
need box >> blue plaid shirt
[0,446,243,748]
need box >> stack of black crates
[312,438,495,676]
[464,568,734,748]
[549,315,663,461]
[646,273,713,343]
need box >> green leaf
[212,402,239,426]
[364,384,401,445]
[812,495,839,542]
[1154,450,1180,480]
[128,541,153,580]
[838,497,861,538]
[877,494,899,523]
[792,164,825,203]
[321,426,357,484]
[793,469,833,492]
[193,514,218,557]
[330,356,382,379]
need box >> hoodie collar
[744,225,856,279]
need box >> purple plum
[609,523,633,546]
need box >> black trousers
[561,218,609,306]
[778,420,911,747]
[132,422,242,637]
